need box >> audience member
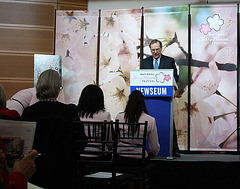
[77,84,112,155]
[6,87,38,117]
[116,90,160,159]
[21,69,79,121]
[0,137,38,189]
[21,69,86,188]
[77,84,111,122]
[0,84,20,119]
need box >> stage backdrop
[99,9,141,119]
[191,5,237,151]
[55,4,238,153]
[56,10,98,104]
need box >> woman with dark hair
[77,84,111,122]
[77,84,111,154]
[116,90,160,159]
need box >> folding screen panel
[99,9,141,119]
[190,5,237,151]
[144,6,189,150]
[55,5,239,153]
[56,10,98,104]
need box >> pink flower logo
[200,24,211,35]
[164,74,171,82]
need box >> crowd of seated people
[0,69,160,189]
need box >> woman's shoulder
[80,110,111,122]
[67,103,78,109]
[139,113,155,122]
[94,110,111,121]
[55,101,76,108]
[115,112,125,120]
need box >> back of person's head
[36,69,61,100]
[0,84,6,109]
[77,84,105,118]
[124,90,148,123]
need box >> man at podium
[141,39,179,83]
[141,39,180,157]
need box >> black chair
[116,120,154,189]
[73,120,131,189]
[22,115,76,189]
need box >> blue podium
[130,69,174,158]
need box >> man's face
[150,42,162,59]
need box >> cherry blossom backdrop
[190,5,237,151]
[99,9,141,119]
[55,4,238,152]
[56,11,98,104]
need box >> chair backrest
[73,120,119,187]
[22,115,75,189]
[116,120,148,159]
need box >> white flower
[174,61,221,148]
[191,61,221,103]
[155,72,165,83]
[207,14,224,31]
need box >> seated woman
[77,84,112,156]
[21,69,86,188]
[77,84,111,122]
[0,84,20,119]
[116,90,160,160]
[21,69,79,122]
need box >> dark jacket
[141,55,179,83]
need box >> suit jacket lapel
[159,55,166,69]
[150,56,154,69]
[149,56,154,69]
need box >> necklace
[40,99,57,102]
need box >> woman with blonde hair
[21,69,86,188]
[22,69,77,121]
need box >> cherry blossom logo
[200,14,224,35]
[200,24,211,35]
[156,72,171,83]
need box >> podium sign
[130,69,174,97]
[130,69,174,158]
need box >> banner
[189,5,237,151]
[56,10,98,104]
[99,9,141,119]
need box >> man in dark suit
[141,39,179,83]
[141,39,181,157]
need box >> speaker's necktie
[154,59,158,69]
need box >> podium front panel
[145,97,173,157]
